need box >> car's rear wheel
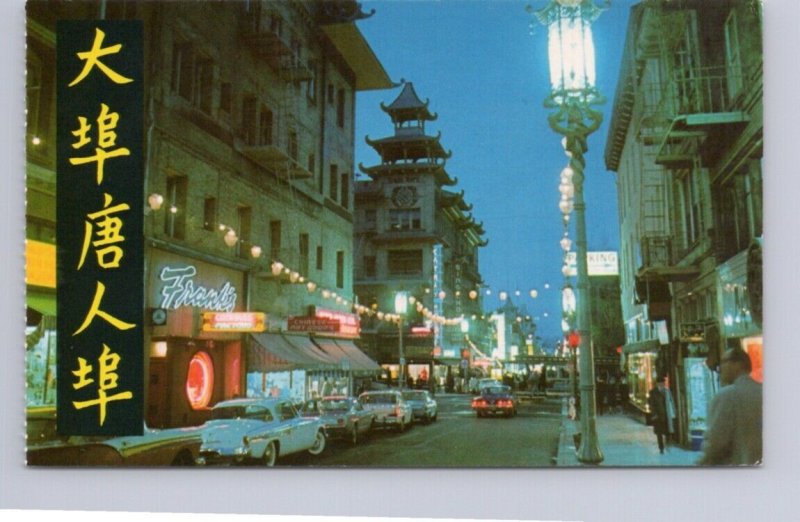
[262,441,277,467]
[307,430,327,456]
[350,423,359,445]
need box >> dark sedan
[471,384,518,418]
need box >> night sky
[355,0,632,346]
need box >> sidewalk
[556,398,699,467]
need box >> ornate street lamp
[395,291,408,389]
[534,0,607,464]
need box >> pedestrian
[538,368,548,396]
[647,376,676,454]
[698,347,762,465]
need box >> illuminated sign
[411,326,433,337]
[564,251,619,277]
[287,316,340,333]
[26,240,56,288]
[202,312,265,332]
[312,307,360,338]
[159,265,237,312]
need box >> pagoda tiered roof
[364,131,452,162]
[380,81,438,124]
[439,189,473,212]
[358,161,458,186]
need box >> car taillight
[394,406,402,417]
[472,399,486,407]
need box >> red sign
[202,312,265,332]
[411,326,433,337]
[312,307,360,338]
[287,316,340,333]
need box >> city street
[282,394,563,468]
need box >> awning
[281,333,339,365]
[311,338,381,373]
[622,339,661,355]
[27,292,56,316]
[335,339,381,372]
[248,333,334,372]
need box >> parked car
[302,396,375,445]
[401,390,438,424]
[25,406,202,466]
[469,377,501,394]
[196,397,327,466]
[471,384,518,418]
[358,390,413,432]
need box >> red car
[471,384,518,418]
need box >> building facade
[605,0,763,445]
[26,0,391,428]
[354,82,488,390]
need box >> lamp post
[395,292,408,389]
[535,0,606,464]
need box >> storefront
[25,239,57,409]
[622,339,660,413]
[718,250,763,382]
[145,248,247,428]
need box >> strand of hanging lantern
[559,135,575,279]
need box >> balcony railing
[641,235,673,268]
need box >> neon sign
[158,265,237,312]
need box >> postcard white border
[2,0,797,520]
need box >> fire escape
[632,3,751,319]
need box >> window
[172,41,194,101]
[336,251,344,288]
[288,130,298,161]
[306,59,317,104]
[259,106,273,146]
[203,197,217,231]
[340,172,350,209]
[299,233,309,275]
[678,169,704,248]
[237,206,251,259]
[388,250,423,276]
[724,9,743,100]
[364,256,377,278]
[329,164,339,201]
[336,88,346,128]
[270,220,281,260]
[307,153,315,177]
[195,56,214,114]
[316,245,323,271]
[389,208,422,231]
[165,176,188,240]
[363,209,377,230]
[220,82,232,114]
[242,96,257,145]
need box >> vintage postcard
[24,0,763,468]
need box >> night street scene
[24,0,763,468]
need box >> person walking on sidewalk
[698,348,762,465]
[647,376,676,454]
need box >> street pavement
[556,397,700,467]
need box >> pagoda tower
[354,81,488,387]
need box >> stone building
[354,82,488,389]
[605,0,762,445]
[26,0,391,427]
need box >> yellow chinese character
[68,28,133,87]
[72,344,134,426]
[69,103,131,184]
[79,193,130,270]
[73,281,136,336]
[71,357,94,390]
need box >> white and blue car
[196,397,327,466]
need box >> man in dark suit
[648,376,675,454]
[698,348,762,465]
